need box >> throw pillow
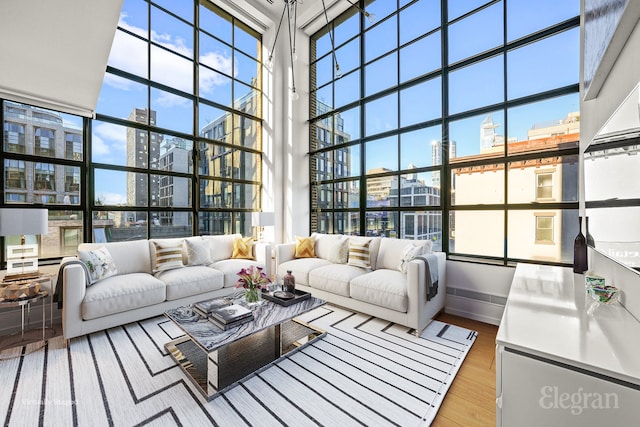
[295,235,316,258]
[78,246,118,285]
[348,239,372,269]
[398,244,423,274]
[315,234,349,264]
[232,236,255,260]
[184,237,211,266]
[152,241,184,273]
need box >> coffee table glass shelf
[164,294,326,400]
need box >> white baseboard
[445,294,504,326]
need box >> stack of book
[208,304,254,330]
[193,298,232,318]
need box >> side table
[0,290,49,342]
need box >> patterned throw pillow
[78,246,118,285]
[295,235,316,258]
[153,241,184,272]
[184,237,211,266]
[398,244,423,273]
[232,236,255,260]
[348,239,372,269]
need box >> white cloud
[91,133,110,156]
[94,122,127,157]
[97,192,128,206]
[154,91,191,108]
[103,73,136,91]
[108,14,236,96]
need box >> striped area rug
[0,305,476,426]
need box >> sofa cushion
[232,236,255,260]
[155,266,224,301]
[79,240,153,275]
[210,259,266,288]
[308,264,366,297]
[78,246,118,285]
[350,269,408,312]
[184,236,211,266]
[278,258,332,286]
[376,238,431,271]
[295,235,316,258]
[314,233,349,264]
[151,240,185,272]
[204,234,241,262]
[82,273,166,320]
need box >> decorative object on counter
[586,283,620,305]
[235,265,271,304]
[573,216,588,273]
[283,270,296,294]
[585,216,595,247]
[584,274,605,288]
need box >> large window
[93,0,262,241]
[310,0,580,265]
[1,0,263,265]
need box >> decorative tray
[262,289,311,306]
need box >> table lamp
[251,212,274,242]
[0,208,49,281]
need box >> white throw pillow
[78,246,118,285]
[348,239,372,269]
[152,241,184,273]
[398,244,423,273]
[184,237,211,266]
[315,234,349,264]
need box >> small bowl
[587,284,620,305]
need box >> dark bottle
[573,216,588,274]
[585,216,595,247]
[283,270,296,293]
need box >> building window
[35,127,55,157]
[3,122,26,153]
[4,159,26,189]
[536,172,554,200]
[65,133,82,160]
[35,162,55,190]
[535,215,554,244]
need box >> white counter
[496,263,640,385]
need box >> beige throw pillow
[185,237,211,266]
[152,241,184,273]
[348,239,372,269]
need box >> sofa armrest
[275,242,296,268]
[253,242,273,279]
[62,262,88,340]
[405,251,446,333]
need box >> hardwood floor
[432,313,498,427]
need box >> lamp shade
[251,212,275,227]
[0,208,49,236]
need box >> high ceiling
[220,0,348,33]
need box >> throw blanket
[414,253,439,301]
[53,260,91,309]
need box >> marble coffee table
[164,294,326,400]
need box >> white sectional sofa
[61,234,271,340]
[275,234,445,334]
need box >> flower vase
[244,288,261,304]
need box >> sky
[92,0,580,204]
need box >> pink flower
[235,265,271,290]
